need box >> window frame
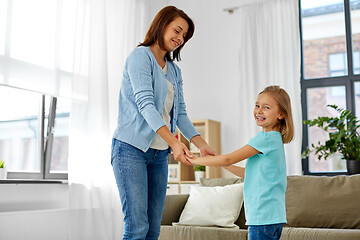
[5,93,68,180]
[300,0,358,175]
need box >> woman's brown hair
[260,85,294,144]
[138,6,195,62]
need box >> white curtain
[0,0,77,98]
[68,0,146,239]
[237,0,302,175]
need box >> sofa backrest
[161,194,189,225]
[201,175,360,229]
[166,175,360,229]
[285,174,360,229]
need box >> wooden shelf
[180,180,199,184]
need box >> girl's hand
[186,155,197,164]
[172,141,193,165]
[199,145,216,157]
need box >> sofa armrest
[161,194,189,225]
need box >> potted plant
[194,165,205,182]
[0,159,7,180]
[302,104,360,174]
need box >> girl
[111,6,215,240]
[188,85,294,240]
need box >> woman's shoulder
[128,46,152,60]
[125,46,155,68]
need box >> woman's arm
[127,49,166,132]
[223,165,245,178]
[190,135,216,157]
[187,145,259,167]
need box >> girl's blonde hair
[259,85,294,143]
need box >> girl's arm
[187,145,259,167]
[223,165,245,178]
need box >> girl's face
[162,17,189,52]
[253,93,284,132]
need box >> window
[328,51,360,76]
[356,81,360,116]
[300,0,360,175]
[0,85,70,179]
[0,0,76,180]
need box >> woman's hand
[190,135,216,157]
[199,144,216,157]
[154,126,193,165]
[172,141,193,165]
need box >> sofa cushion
[285,174,360,229]
[281,227,360,240]
[174,184,243,228]
[160,225,248,240]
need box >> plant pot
[194,171,205,182]
[0,168,7,180]
[346,160,360,175]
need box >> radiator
[0,209,69,240]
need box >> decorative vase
[346,160,360,175]
[0,168,7,180]
[194,171,205,182]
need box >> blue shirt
[244,131,287,225]
[113,46,199,152]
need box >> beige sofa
[160,174,360,240]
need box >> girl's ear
[278,113,284,120]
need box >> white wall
[168,0,249,177]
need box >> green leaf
[305,105,360,161]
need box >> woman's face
[162,17,189,52]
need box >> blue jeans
[111,139,169,240]
[248,223,284,240]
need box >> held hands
[185,144,216,165]
[172,141,193,165]
[186,155,197,165]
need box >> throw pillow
[173,183,244,228]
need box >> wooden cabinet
[168,119,222,194]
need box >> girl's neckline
[262,130,280,134]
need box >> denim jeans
[248,223,284,240]
[111,139,169,240]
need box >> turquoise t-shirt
[244,131,287,225]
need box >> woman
[111,6,215,240]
